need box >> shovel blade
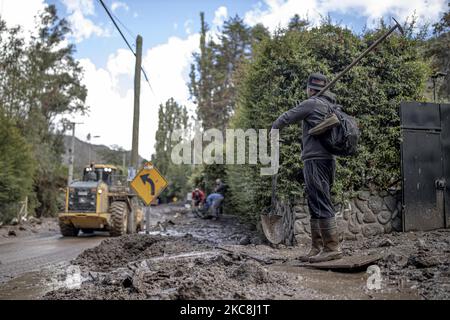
[261,214,284,244]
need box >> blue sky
[48,0,370,68]
[49,1,258,67]
[1,0,448,159]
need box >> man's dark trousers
[303,159,336,219]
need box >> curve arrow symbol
[140,174,156,196]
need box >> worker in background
[191,188,205,209]
[86,163,97,181]
[213,179,227,216]
[203,193,224,221]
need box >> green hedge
[227,22,430,224]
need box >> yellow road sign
[130,162,168,205]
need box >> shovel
[261,173,284,244]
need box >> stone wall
[293,191,402,244]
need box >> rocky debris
[343,230,450,300]
[43,205,450,301]
[46,245,310,300]
[408,254,441,269]
[379,239,395,247]
[238,235,251,245]
[0,218,58,240]
[362,224,384,237]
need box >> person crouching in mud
[271,73,342,263]
[203,193,224,221]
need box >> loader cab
[83,164,118,186]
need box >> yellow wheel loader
[58,164,143,237]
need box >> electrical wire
[97,0,153,93]
[111,11,137,44]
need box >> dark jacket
[272,91,336,161]
[214,182,227,196]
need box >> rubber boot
[309,217,343,263]
[297,219,323,262]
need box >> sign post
[130,162,168,234]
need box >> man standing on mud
[271,73,342,263]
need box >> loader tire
[110,201,128,237]
[59,222,79,237]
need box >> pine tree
[189,12,216,130]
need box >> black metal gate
[400,102,449,231]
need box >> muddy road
[0,219,108,299]
[44,206,449,300]
[1,205,448,300]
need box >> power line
[97,0,153,93]
[111,11,137,43]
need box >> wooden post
[145,205,151,235]
[131,35,143,170]
[129,35,143,234]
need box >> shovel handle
[271,173,278,212]
[315,17,404,98]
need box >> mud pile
[44,208,449,300]
[73,234,212,272]
[45,234,314,300]
[342,230,450,300]
[0,218,58,239]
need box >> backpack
[320,103,360,157]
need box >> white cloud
[213,6,228,28]
[184,19,193,34]
[72,58,135,157]
[111,1,129,13]
[61,0,109,42]
[72,33,200,159]
[320,0,447,27]
[244,0,448,31]
[106,48,135,87]
[0,0,47,32]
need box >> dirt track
[43,206,449,300]
[0,206,448,300]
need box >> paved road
[0,205,177,299]
[0,232,107,299]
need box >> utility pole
[68,122,76,186]
[130,35,143,234]
[131,35,143,171]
